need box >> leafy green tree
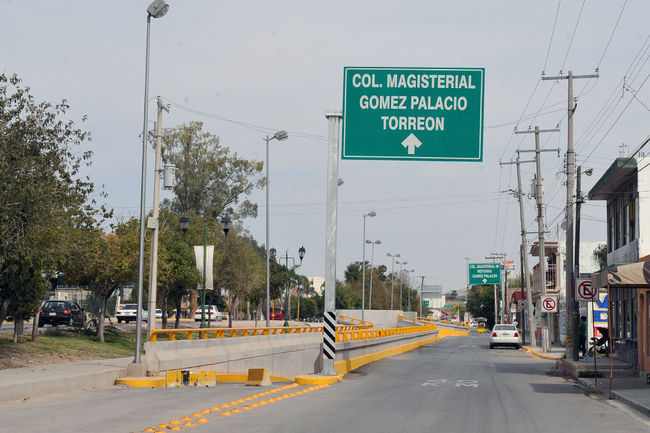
[465,285,495,328]
[593,243,607,270]
[336,281,360,309]
[344,262,363,282]
[215,229,265,327]
[161,121,264,219]
[65,221,138,342]
[156,210,201,328]
[0,73,103,342]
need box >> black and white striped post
[322,110,341,375]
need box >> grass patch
[0,328,136,370]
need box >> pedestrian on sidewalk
[579,316,587,358]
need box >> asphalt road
[1,333,648,433]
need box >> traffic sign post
[342,67,485,161]
[541,296,558,313]
[576,279,596,302]
[468,263,501,285]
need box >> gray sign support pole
[322,111,342,375]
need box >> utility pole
[543,70,598,360]
[515,126,560,352]
[419,275,425,317]
[147,97,169,337]
[500,153,536,347]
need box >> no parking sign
[576,279,596,301]
[541,296,558,313]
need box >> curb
[522,346,564,361]
[295,374,342,385]
[610,390,650,417]
[116,376,165,388]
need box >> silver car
[489,324,521,349]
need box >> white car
[116,304,148,324]
[489,324,521,349]
[194,305,222,322]
[155,309,163,319]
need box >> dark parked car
[38,300,86,327]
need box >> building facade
[589,157,650,373]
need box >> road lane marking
[422,379,448,386]
[140,382,330,432]
[455,380,479,388]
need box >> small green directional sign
[468,263,501,285]
[342,67,484,161]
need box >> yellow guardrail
[339,315,374,328]
[149,323,378,341]
[416,317,470,327]
[149,326,324,341]
[337,323,436,342]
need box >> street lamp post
[135,0,169,365]
[387,253,400,310]
[271,246,305,327]
[179,212,231,329]
[397,260,407,310]
[264,131,289,328]
[407,269,415,311]
[366,240,381,310]
[361,211,376,323]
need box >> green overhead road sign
[468,263,501,285]
[342,67,485,161]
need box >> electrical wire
[596,0,628,70]
[543,0,563,74]
[560,0,586,73]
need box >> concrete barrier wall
[144,333,322,377]
[145,327,441,378]
[336,310,404,328]
[338,328,438,361]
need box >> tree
[156,210,201,329]
[65,221,138,342]
[215,229,265,327]
[465,285,495,328]
[161,121,264,219]
[0,73,101,342]
[593,244,607,270]
[344,262,363,282]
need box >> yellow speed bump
[115,376,165,388]
[295,374,342,385]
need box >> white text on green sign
[468,263,500,285]
[342,67,484,161]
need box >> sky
[2,1,649,292]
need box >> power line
[596,0,628,69]
[560,0,586,72]
[543,0,563,73]
[159,96,327,141]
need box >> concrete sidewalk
[577,375,650,417]
[0,357,132,403]
[521,344,650,417]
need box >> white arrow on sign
[402,133,422,155]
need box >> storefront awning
[591,261,650,288]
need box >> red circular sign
[542,297,556,311]
[577,281,595,300]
